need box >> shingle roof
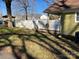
[2,15,15,18]
[65,0,79,7]
[44,0,79,13]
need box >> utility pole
[25,0,28,20]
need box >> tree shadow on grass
[35,31,79,59]
[0,32,79,59]
[19,34,68,59]
[0,35,22,59]
[48,31,79,52]
[18,35,36,59]
[0,34,36,59]
[55,34,79,52]
[60,34,75,42]
[34,35,68,59]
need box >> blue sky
[0,0,52,16]
[0,0,7,15]
[34,0,49,14]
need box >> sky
[0,0,52,16]
[0,0,7,15]
[33,0,49,14]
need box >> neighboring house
[44,0,79,36]
[1,15,15,27]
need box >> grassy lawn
[0,28,79,59]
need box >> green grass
[0,28,79,59]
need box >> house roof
[65,0,79,8]
[44,0,79,13]
[2,15,15,18]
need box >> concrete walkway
[0,47,15,59]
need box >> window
[75,12,79,22]
[0,20,3,24]
[0,19,3,27]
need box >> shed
[2,15,15,27]
[44,0,79,36]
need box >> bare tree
[15,0,54,20]
[15,0,29,20]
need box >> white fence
[48,20,60,31]
[15,20,35,29]
[15,20,60,31]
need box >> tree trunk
[25,7,28,20]
[7,8,13,27]
[5,0,13,28]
